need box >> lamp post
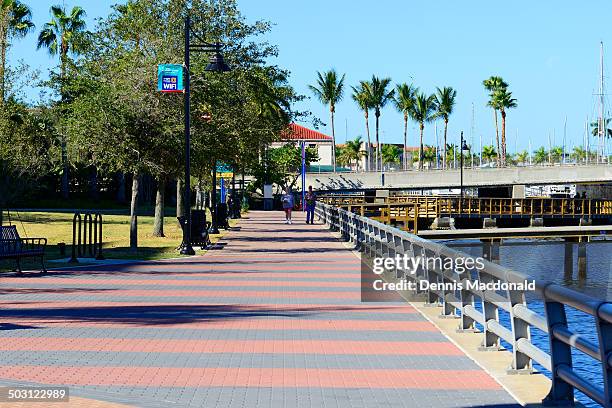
[180,15,230,255]
[459,131,469,202]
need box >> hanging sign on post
[157,64,184,93]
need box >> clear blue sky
[12,1,612,153]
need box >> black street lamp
[180,15,230,255]
[459,131,469,202]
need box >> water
[450,239,612,407]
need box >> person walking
[305,185,317,224]
[282,188,295,224]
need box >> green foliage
[381,144,400,165]
[482,145,497,162]
[533,147,547,164]
[433,86,456,122]
[309,69,345,113]
[250,143,318,193]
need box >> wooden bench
[0,226,47,274]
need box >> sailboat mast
[470,103,475,168]
[599,41,605,163]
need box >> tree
[492,87,517,166]
[533,147,547,164]
[482,145,497,164]
[364,76,394,171]
[411,92,436,170]
[309,69,345,172]
[0,0,34,104]
[516,150,529,165]
[381,144,400,168]
[550,146,563,163]
[483,76,508,166]
[339,136,364,170]
[433,86,457,169]
[393,83,417,170]
[37,4,87,199]
[572,146,587,163]
[250,143,318,194]
[351,82,372,170]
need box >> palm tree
[572,146,587,163]
[309,69,345,172]
[433,86,457,169]
[422,146,436,168]
[342,136,365,170]
[411,92,437,170]
[550,146,564,163]
[482,145,497,164]
[351,82,372,170]
[533,147,547,164]
[381,144,401,169]
[37,5,87,199]
[0,0,34,103]
[516,150,529,165]
[364,76,394,171]
[492,88,517,166]
[483,76,508,165]
[393,83,417,170]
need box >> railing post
[543,290,574,405]
[596,304,612,408]
[506,287,532,373]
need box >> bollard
[69,213,82,263]
[577,240,587,282]
[58,242,66,257]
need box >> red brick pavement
[0,211,518,408]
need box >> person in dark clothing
[305,185,317,224]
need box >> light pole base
[179,243,196,255]
[209,225,220,235]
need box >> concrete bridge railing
[316,202,612,407]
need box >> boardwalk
[0,211,519,408]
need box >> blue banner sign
[157,64,184,93]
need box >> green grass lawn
[1,209,240,272]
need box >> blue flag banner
[157,64,184,93]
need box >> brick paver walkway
[0,211,519,407]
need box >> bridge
[321,194,612,233]
[0,210,609,407]
[307,164,612,190]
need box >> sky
[11,0,612,154]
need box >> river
[451,239,612,407]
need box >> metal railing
[316,201,612,407]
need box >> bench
[0,226,47,274]
[215,203,230,229]
[177,209,211,250]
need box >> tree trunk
[60,136,69,199]
[375,112,380,171]
[403,113,408,170]
[152,176,165,237]
[116,172,126,203]
[59,53,69,199]
[0,25,7,105]
[494,109,500,166]
[130,171,140,252]
[501,110,507,166]
[176,178,184,219]
[443,118,449,169]
[364,111,371,171]
[89,165,98,200]
[419,124,424,170]
[330,107,336,172]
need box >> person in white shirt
[281,188,295,224]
